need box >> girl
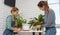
[3,7,22,35]
[36,1,56,35]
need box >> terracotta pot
[22,24,30,30]
[17,26,22,31]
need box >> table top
[19,30,44,32]
[14,30,45,33]
[14,28,45,33]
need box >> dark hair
[38,1,49,12]
[11,7,19,13]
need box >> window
[48,0,60,24]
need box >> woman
[3,7,22,35]
[36,1,56,35]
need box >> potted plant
[28,14,44,31]
[16,19,26,28]
[15,14,27,30]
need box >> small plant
[15,14,27,28]
[28,18,38,27]
[38,14,44,24]
[16,19,26,28]
[28,14,44,30]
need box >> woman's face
[11,10,18,16]
[39,6,45,11]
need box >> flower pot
[17,26,22,31]
[22,24,30,31]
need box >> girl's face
[11,10,19,16]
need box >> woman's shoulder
[49,8,55,15]
[49,8,54,13]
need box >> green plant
[16,19,26,27]
[15,14,27,28]
[28,19,38,27]
[38,14,44,21]
[38,14,44,24]
[28,14,44,30]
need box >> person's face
[11,10,19,16]
[39,6,45,11]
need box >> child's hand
[12,28,18,31]
[17,28,22,32]
[12,28,22,32]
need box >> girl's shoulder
[7,15,13,18]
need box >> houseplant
[15,14,27,29]
[28,14,44,30]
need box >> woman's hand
[35,25,41,29]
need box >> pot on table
[22,24,30,31]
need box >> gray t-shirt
[42,10,56,27]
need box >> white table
[14,28,45,35]
[18,30,45,32]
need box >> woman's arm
[42,10,55,27]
